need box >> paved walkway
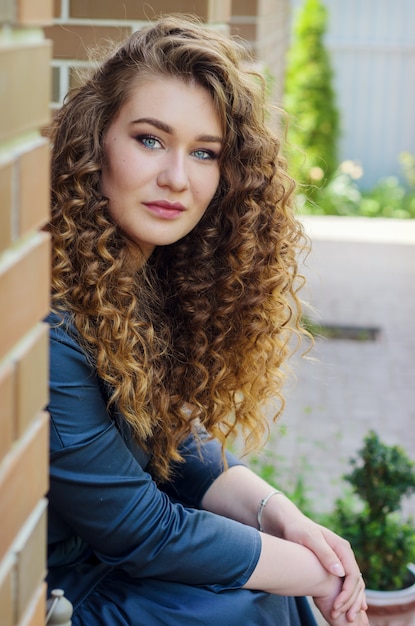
[266,217,415,624]
[264,216,415,516]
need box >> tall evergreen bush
[284,0,339,197]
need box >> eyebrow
[130,117,223,144]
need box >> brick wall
[0,1,52,624]
[46,0,290,113]
[47,0,231,108]
[230,0,290,105]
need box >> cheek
[100,166,110,197]
[102,159,132,197]
[199,170,220,204]
[102,140,133,190]
[100,150,120,195]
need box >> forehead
[116,76,223,134]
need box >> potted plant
[327,431,415,625]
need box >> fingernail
[330,562,345,577]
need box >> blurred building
[290,0,415,189]
[47,0,415,188]
[46,0,291,115]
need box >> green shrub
[301,155,415,218]
[327,431,415,590]
[284,0,339,197]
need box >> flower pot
[366,565,415,626]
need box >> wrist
[257,490,283,531]
[259,491,306,537]
[314,571,343,601]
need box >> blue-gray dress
[46,312,317,625]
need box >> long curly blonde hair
[47,15,309,481]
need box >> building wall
[289,0,415,189]
[0,1,52,624]
[48,0,232,108]
[54,0,413,191]
[230,0,290,105]
[46,0,291,118]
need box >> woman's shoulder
[45,310,82,349]
[46,310,113,447]
[45,309,74,330]
[45,309,96,377]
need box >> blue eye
[192,149,217,161]
[136,135,162,149]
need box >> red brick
[0,43,51,143]
[70,0,213,20]
[230,21,257,43]
[17,582,47,626]
[43,24,131,60]
[19,141,51,237]
[17,0,53,25]
[0,159,13,254]
[0,412,49,563]
[0,554,14,626]
[0,232,50,362]
[53,0,61,18]
[14,500,47,623]
[0,364,15,463]
[231,0,257,16]
[15,324,49,437]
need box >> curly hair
[47,15,309,481]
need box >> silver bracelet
[257,489,283,532]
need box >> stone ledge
[301,215,415,245]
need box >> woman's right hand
[316,604,369,626]
[314,576,369,625]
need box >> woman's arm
[47,318,262,589]
[202,464,367,624]
[47,315,366,621]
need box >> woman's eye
[192,149,217,161]
[136,135,162,150]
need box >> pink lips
[143,200,186,219]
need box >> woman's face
[101,76,223,259]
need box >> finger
[345,588,367,622]
[346,580,368,623]
[350,609,370,625]
[332,575,366,619]
[333,565,363,610]
[319,528,363,579]
[337,578,365,614]
[304,528,346,577]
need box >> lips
[143,200,186,219]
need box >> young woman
[46,15,368,625]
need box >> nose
[157,151,189,192]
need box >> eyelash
[135,134,219,161]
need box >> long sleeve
[47,314,261,590]
[161,429,245,508]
